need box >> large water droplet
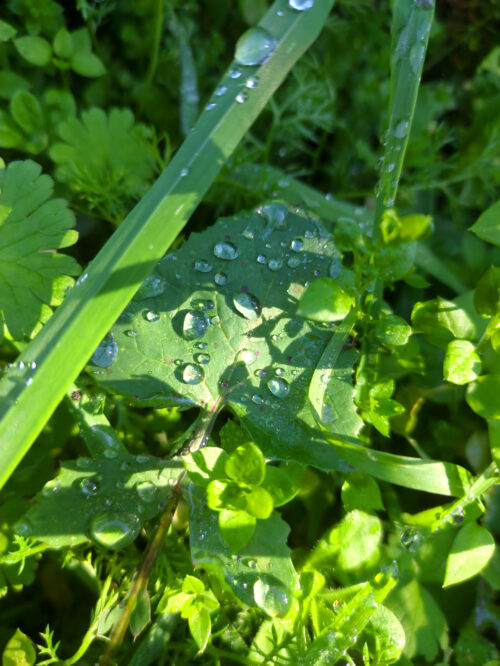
[290,238,304,252]
[394,120,409,139]
[194,259,212,273]
[214,241,238,261]
[91,335,118,368]
[182,363,204,385]
[253,579,290,616]
[234,27,276,66]
[401,527,422,552]
[232,292,261,320]
[214,272,228,286]
[237,349,256,365]
[289,0,314,9]
[267,377,289,398]
[183,311,210,340]
[145,310,160,322]
[80,477,99,495]
[89,512,140,550]
[136,481,158,502]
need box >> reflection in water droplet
[267,377,289,398]
[137,481,157,502]
[182,363,204,385]
[401,527,422,552]
[253,579,290,616]
[91,335,118,368]
[89,512,140,549]
[215,85,227,96]
[268,258,283,271]
[14,519,32,536]
[194,342,208,350]
[290,238,304,252]
[413,0,434,8]
[80,477,99,495]
[254,368,267,378]
[236,91,248,104]
[205,102,216,111]
[245,76,259,89]
[214,241,238,260]
[275,368,285,376]
[229,68,242,79]
[136,274,166,299]
[237,349,256,364]
[287,256,302,268]
[194,260,212,273]
[233,292,261,320]
[214,272,227,286]
[183,311,210,340]
[126,330,138,337]
[257,254,267,264]
[180,167,190,177]
[146,310,160,322]
[234,27,276,66]
[194,353,211,364]
[394,120,409,139]
[289,0,314,9]
[252,394,264,405]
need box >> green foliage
[0,0,498,664]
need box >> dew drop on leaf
[180,167,190,177]
[183,311,210,340]
[236,349,256,365]
[214,272,228,286]
[290,238,304,252]
[268,258,283,271]
[267,377,289,398]
[254,368,267,378]
[253,579,290,616]
[90,334,118,368]
[257,254,267,264]
[214,241,238,260]
[126,330,138,337]
[236,91,248,104]
[394,120,409,139]
[194,260,212,273]
[194,353,210,364]
[232,292,261,320]
[245,76,259,89]
[215,85,227,96]
[286,256,301,268]
[205,102,216,111]
[413,0,434,8]
[229,68,242,79]
[182,363,204,385]
[400,527,422,552]
[234,26,276,66]
[145,310,160,322]
[136,481,158,502]
[252,394,264,405]
[89,511,141,550]
[14,519,32,536]
[289,0,314,9]
[136,274,166,299]
[194,341,208,350]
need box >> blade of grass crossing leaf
[0,0,335,490]
[322,432,472,497]
[373,0,434,236]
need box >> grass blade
[0,0,335,490]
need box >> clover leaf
[0,160,79,340]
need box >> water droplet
[449,508,465,525]
[237,349,256,364]
[136,481,158,502]
[289,0,314,9]
[234,26,276,66]
[268,258,283,271]
[290,238,304,252]
[126,330,138,338]
[194,341,208,350]
[401,527,422,552]
[80,477,99,495]
[91,335,118,368]
[245,76,259,89]
[257,254,267,264]
[236,91,248,104]
[252,394,264,405]
[26,377,33,386]
[413,0,433,8]
[410,43,426,75]
[267,377,289,398]
[385,162,395,173]
[89,512,140,550]
[215,85,227,96]
[76,272,88,286]
[287,256,302,268]
[394,120,409,139]
[145,310,160,322]
[214,272,227,286]
[229,68,242,79]
[182,363,204,385]
[253,579,290,616]
[214,241,238,260]
[194,353,210,364]
[17,361,25,370]
[232,292,261,320]
[205,102,216,111]
[275,368,285,376]
[180,167,190,177]
[183,311,210,340]
[248,559,257,569]
[254,368,267,378]
[14,519,32,536]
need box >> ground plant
[0,0,499,664]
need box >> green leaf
[454,627,499,666]
[0,21,17,42]
[183,447,228,488]
[443,339,482,385]
[341,472,384,513]
[14,36,52,66]
[129,588,151,639]
[207,480,247,512]
[53,27,73,59]
[17,454,182,547]
[225,442,265,486]
[466,375,500,420]
[182,575,205,595]
[188,607,211,652]
[297,277,354,322]
[375,313,412,347]
[375,242,417,282]
[244,486,274,519]
[88,204,355,473]
[248,618,296,664]
[385,578,448,661]
[10,91,44,136]
[50,108,157,222]
[0,72,31,101]
[2,628,36,666]
[0,160,79,339]
[443,522,495,587]
[411,297,476,348]
[329,510,382,571]
[261,466,300,507]
[471,199,500,247]
[361,605,406,665]
[71,50,106,77]
[189,485,297,610]
[219,509,256,551]
[474,266,500,317]
[219,419,250,453]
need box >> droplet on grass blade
[234,27,276,66]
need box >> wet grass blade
[0,0,335,490]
